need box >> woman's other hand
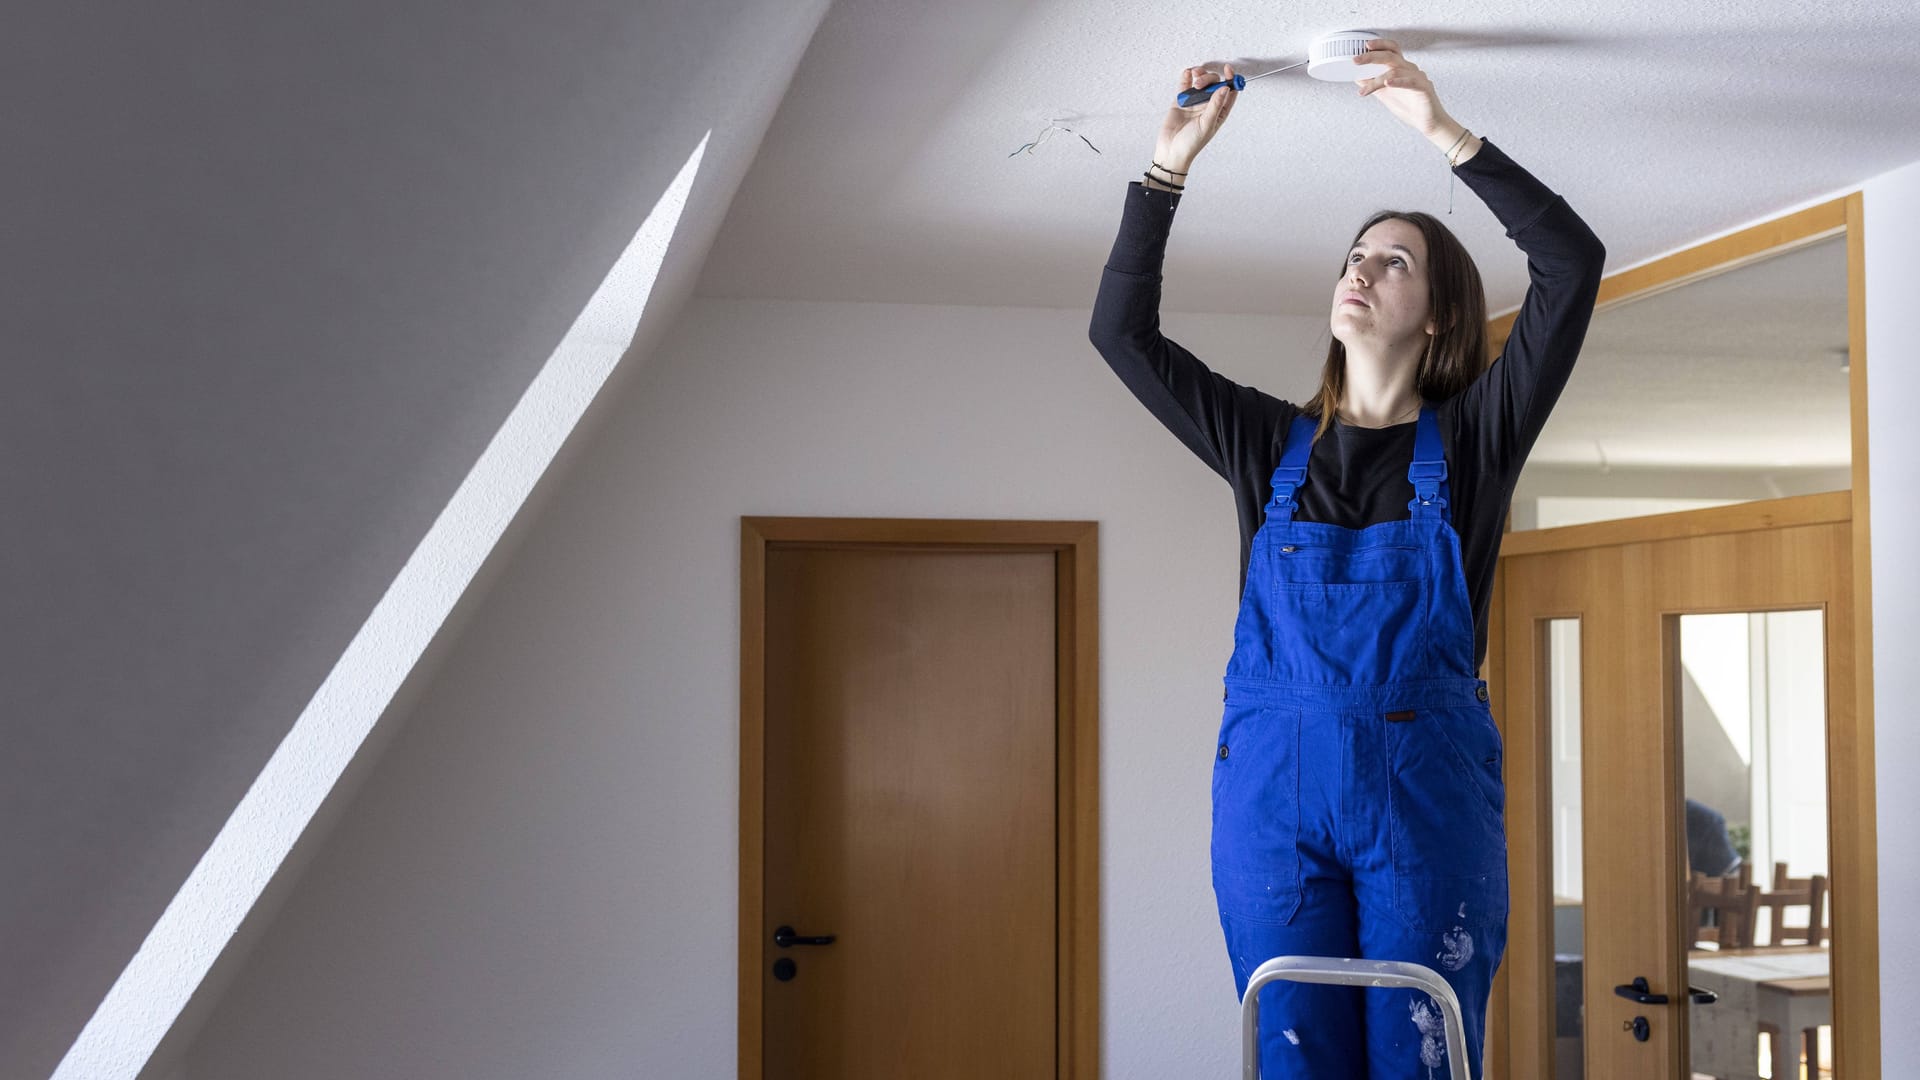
[1155,63,1237,173]
[1354,39,1451,137]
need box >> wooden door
[740,518,1102,1080]
[1494,493,1856,1078]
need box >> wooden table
[1687,946,1830,1080]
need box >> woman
[1088,43,1606,1078]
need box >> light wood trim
[1487,198,1848,354]
[1487,604,1557,1080]
[1660,607,1689,1075]
[1836,189,1880,1080]
[1499,491,1850,557]
[1060,521,1102,1079]
[740,519,768,1076]
[738,516,1102,1080]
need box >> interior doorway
[1485,191,1880,1079]
[737,517,1102,1080]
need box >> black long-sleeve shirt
[1088,136,1606,672]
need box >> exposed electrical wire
[1009,118,1101,157]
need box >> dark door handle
[1614,977,1666,1005]
[1613,977,1718,1006]
[774,925,836,948]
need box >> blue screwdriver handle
[1177,73,1244,107]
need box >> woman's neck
[1334,395,1422,429]
[1338,339,1427,428]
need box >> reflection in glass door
[1546,619,1585,1080]
[1680,610,1833,1080]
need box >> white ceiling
[696,0,1910,472]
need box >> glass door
[1494,495,1854,1079]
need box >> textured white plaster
[702,0,1920,317]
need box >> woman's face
[1330,218,1436,350]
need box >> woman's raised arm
[1087,64,1282,482]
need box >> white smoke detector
[1306,30,1392,82]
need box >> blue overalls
[1212,405,1508,1079]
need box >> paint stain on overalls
[1212,406,1508,1079]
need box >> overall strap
[1408,403,1451,523]
[1267,413,1319,523]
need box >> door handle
[1613,976,1718,1005]
[773,925,836,948]
[1614,977,1666,1004]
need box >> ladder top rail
[1241,956,1471,1080]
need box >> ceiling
[695,0,1911,471]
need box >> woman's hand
[1154,63,1237,172]
[1353,39,1451,137]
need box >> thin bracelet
[1142,169,1184,190]
[1151,160,1188,176]
[1442,128,1472,214]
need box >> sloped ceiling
[2,2,827,1076]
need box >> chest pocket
[1266,543,1430,685]
[1268,579,1426,685]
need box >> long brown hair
[1299,210,1489,443]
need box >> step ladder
[1242,956,1472,1080]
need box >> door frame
[1484,191,1880,1078]
[737,516,1102,1079]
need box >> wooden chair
[1688,867,1759,950]
[1756,860,1830,947]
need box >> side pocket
[1393,871,1508,933]
[1209,701,1301,923]
[1212,866,1305,925]
[1428,704,1506,823]
[1384,710,1509,932]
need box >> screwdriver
[1176,60,1310,107]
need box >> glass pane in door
[1678,610,1832,1080]
[1544,617,1585,1080]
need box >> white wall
[170,295,1332,1078]
[1864,155,1920,1070]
